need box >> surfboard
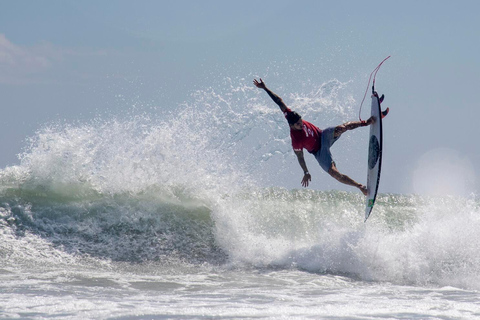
[365,91,383,221]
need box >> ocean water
[1,81,480,319]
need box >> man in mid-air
[254,78,387,195]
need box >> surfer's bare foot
[363,108,388,127]
[360,185,367,196]
[360,116,374,127]
[366,116,375,125]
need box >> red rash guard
[284,108,322,154]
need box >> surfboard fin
[381,107,389,118]
[379,94,384,104]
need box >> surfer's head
[286,111,302,130]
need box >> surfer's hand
[301,173,311,187]
[253,78,266,89]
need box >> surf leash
[358,56,391,121]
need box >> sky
[1,0,480,196]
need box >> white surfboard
[365,91,383,221]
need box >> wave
[1,78,479,290]
[2,176,479,289]
[0,182,480,289]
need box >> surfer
[254,78,384,195]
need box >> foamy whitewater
[1,79,479,319]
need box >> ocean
[1,81,479,319]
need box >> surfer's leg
[316,129,367,196]
[333,118,373,138]
[328,163,367,196]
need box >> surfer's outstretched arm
[253,78,288,113]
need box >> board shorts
[313,126,339,173]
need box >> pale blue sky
[1,0,479,195]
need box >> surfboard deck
[365,91,383,221]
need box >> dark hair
[286,111,301,125]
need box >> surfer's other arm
[253,78,288,112]
[294,150,312,187]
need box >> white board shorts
[313,127,339,173]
